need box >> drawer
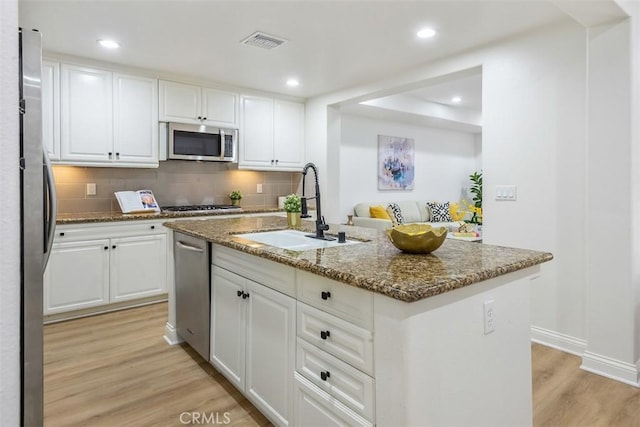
[297,302,373,375]
[55,220,166,241]
[296,339,375,421]
[212,244,295,297]
[297,271,373,329]
[294,372,372,427]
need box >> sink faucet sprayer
[301,162,335,241]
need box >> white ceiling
[19,0,572,99]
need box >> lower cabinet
[211,265,295,427]
[44,221,167,316]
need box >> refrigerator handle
[43,150,56,271]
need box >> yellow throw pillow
[369,205,391,220]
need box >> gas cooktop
[162,204,242,213]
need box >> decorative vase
[231,199,240,206]
[287,211,301,228]
[347,215,354,226]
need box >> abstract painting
[378,135,415,190]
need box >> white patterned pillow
[386,203,404,226]
[426,201,453,222]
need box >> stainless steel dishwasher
[174,231,210,360]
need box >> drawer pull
[112,245,116,249]
[321,291,331,300]
[186,328,194,335]
[242,292,250,300]
[150,225,155,230]
[59,232,65,236]
[237,290,243,297]
[320,371,331,381]
[320,330,331,340]
[103,246,108,250]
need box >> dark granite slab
[164,216,553,302]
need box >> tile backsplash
[53,161,301,214]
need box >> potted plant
[468,171,482,224]
[283,193,302,228]
[229,190,242,206]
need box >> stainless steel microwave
[168,122,238,162]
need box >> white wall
[307,19,591,363]
[339,113,478,220]
[0,0,21,423]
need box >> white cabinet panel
[211,266,246,391]
[44,239,110,314]
[159,81,200,124]
[60,64,112,161]
[42,60,60,160]
[240,95,274,168]
[273,100,305,169]
[203,88,238,127]
[109,233,167,302]
[113,73,159,164]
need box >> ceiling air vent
[241,31,287,50]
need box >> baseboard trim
[530,325,586,356]
[581,351,640,387]
[164,322,182,346]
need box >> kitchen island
[165,215,552,427]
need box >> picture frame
[378,135,415,190]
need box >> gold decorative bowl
[386,224,448,254]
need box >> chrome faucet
[301,162,334,241]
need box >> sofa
[352,200,462,231]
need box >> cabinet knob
[237,290,242,298]
[321,291,331,300]
[270,159,274,164]
[59,232,65,236]
[104,246,108,250]
[108,152,112,158]
[115,152,120,158]
[202,117,207,121]
[112,245,116,249]
[150,225,155,230]
[275,159,279,164]
[320,371,331,381]
[197,116,202,120]
[320,330,331,340]
[242,292,250,300]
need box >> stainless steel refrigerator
[19,27,57,426]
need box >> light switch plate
[495,185,517,201]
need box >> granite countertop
[56,207,282,225]
[164,215,553,302]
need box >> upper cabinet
[59,63,159,168]
[239,95,305,171]
[159,80,238,128]
[42,60,60,160]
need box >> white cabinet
[239,96,305,171]
[42,60,60,160]
[159,80,238,128]
[44,221,167,317]
[44,239,110,314]
[59,63,158,167]
[211,264,295,427]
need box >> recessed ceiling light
[286,79,300,87]
[97,39,120,49]
[417,28,437,39]
[451,96,462,103]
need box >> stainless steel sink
[234,229,361,251]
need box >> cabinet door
[113,74,159,165]
[245,280,296,426]
[42,60,60,160]
[202,88,238,128]
[60,64,112,162]
[211,266,246,391]
[273,100,305,170]
[159,80,201,124]
[43,239,110,315]
[239,95,274,168]
[109,233,167,303]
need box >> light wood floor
[45,302,640,427]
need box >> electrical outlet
[86,183,97,196]
[483,300,496,334]
[257,183,263,194]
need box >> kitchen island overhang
[165,215,552,427]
